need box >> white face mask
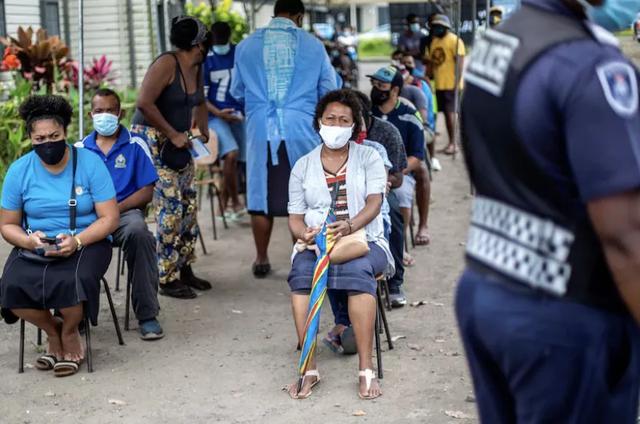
[319,123,353,150]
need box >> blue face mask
[92,113,119,137]
[412,68,425,78]
[410,23,421,33]
[581,0,640,31]
[213,43,231,55]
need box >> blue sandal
[322,332,344,354]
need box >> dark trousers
[112,209,160,322]
[328,290,350,327]
[456,269,640,424]
[387,191,404,293]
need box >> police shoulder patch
[596,61,638,118]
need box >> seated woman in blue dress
[0,95,119,377]
[285,89,393,400]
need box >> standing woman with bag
[132,16,213,299]
[0,95,119,377]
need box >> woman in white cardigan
[285,90,391,400]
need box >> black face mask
[432,26,447,38]
[371,87,391,106]
[34,140,67,165]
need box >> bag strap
[69,146,77,235]
[330,181,340,210]
[23,145,77,235]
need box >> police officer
[457,0,640,422]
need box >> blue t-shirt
[1,146,116,237]
[79,126,158,203]
[514,0,640,213]
[420,80,436,131]
[204,44,243,113]
[373,102,426,160]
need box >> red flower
[2,54,21,70]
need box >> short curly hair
[313,89,363,141]
[19,95,73,135]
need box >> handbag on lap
[328,181,369,265]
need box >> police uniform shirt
[514,0,640,211]
[79,126,159,203]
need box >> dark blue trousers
[455,269,640,424]
[329,289,350,327]
[387,191,404,293]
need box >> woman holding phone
[0,95,119,377]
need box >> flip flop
[415,233,431,246]
[252,263,271,279]
[443,145,458,156]
[35,354,58,371]
[283,370,321,400]
[53,360,81,377]
[358,369,382,400]
[403,253,416,267]
[322,332,344,354]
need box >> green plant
[0,57,138,185]
[0,76,33,182]
[1,27,74,93]
[359,38,394,59]
[186,0,248,44]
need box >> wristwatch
[73,236,84,251]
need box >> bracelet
[73,236,84,251]
[347,219,354,234]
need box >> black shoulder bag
[18,146,78,264]
[159,53,199,171]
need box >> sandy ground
[2,39,640,423]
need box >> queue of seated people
[0,77,433,383]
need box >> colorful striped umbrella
[297,210,337,390]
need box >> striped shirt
[325,161,349,221]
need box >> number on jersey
[209,69,232,102]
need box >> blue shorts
[456,269,640,423]
[288,243,387,296]
[393,174,415,209]
[208,116,246,162]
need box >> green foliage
[186,0,248,44]
[1,26,74,93]
[0,72,139,185]
[359,38,394,59]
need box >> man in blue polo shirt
[79,88,163,340]
[370,66,431,306]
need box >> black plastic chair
[374,277,394,379]
[18,277,124,373]
[115,247,133,331]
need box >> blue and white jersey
[204,44,243,113]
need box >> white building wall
[5,0,41,36]
[66,0,156,88]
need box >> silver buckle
[68,199,77,207]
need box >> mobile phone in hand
[39,236,59,252]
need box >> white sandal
[283,369,321,400]
[358,369,381,400]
